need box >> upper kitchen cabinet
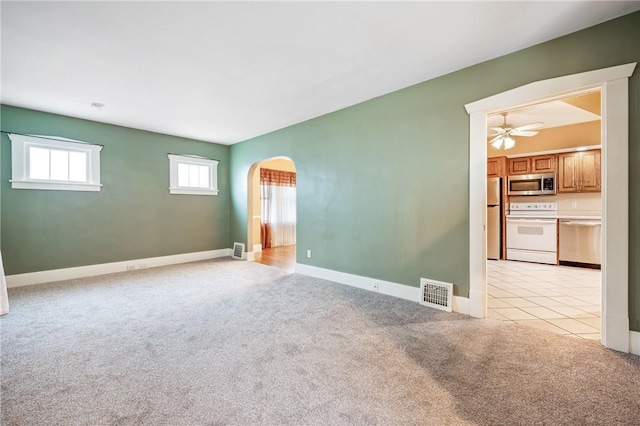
[531,154,556,173]
[558,149,601,193]
[487,156,506,177]
[508,157,530,175]
[507,154,556,175]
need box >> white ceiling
[487,100,601,131]
[2,2,638,145]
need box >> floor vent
[232,242,245,260]
[420,278,453,312]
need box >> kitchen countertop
[506,214,601,220]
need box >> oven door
[506,218,557,252]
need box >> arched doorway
[246,157,297,271]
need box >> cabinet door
[578,150,601,192]
[531,154,556,173]
[487,156,506,177]
[558,150,601,193]
[508,157,531,175]
[558,153,579,193]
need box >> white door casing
[465,63,636,353]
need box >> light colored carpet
[1,258,639,425]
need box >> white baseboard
[468,288,485,319]
[603,313,632,353]
[295,263,470,315]
[246,251,256,261]
[630,331,640,356]
[6,248,232,288]
[452,296,470,316]
[253,244,262,253]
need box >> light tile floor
[487,260,601,340]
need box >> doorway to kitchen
[485,91,603,340]
[246,157,297,272]
[465,63,635,353]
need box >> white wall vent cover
[420,278,453,312]
[232,242,245,260]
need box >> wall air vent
[232,242,245,260]
[419,278,453,312]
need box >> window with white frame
[168,154,219,195]
[8,134,102,192]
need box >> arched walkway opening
[246,157,297,271]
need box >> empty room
[1,2,640,425]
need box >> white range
[506,202,558,265]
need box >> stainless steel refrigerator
[487,177,501,260]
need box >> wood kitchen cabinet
[508,154,556,175]
[508,157,531,175]
[487,156,506,177]
[558,149,601,193]
[530,154,556,173]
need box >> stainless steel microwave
[508,173,556,196]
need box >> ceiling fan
[488,112,544,150]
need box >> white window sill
[169,187,219,196]
[10,180,102,192]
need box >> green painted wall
[229,12,640,329]
[1,11,638,331]
[0,106,230,275]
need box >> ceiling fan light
[504,136,516,149]
[491,138,503,149]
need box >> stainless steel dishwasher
[559,219,601,266]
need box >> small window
[9,134,102,192]
[168,154,219,195]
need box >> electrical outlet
[373,282,379,292]
[571,201,578,208]
[126,265,136,271]
[307,250,312,258]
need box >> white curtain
[260,168,296,248]
[0,251,8,316]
